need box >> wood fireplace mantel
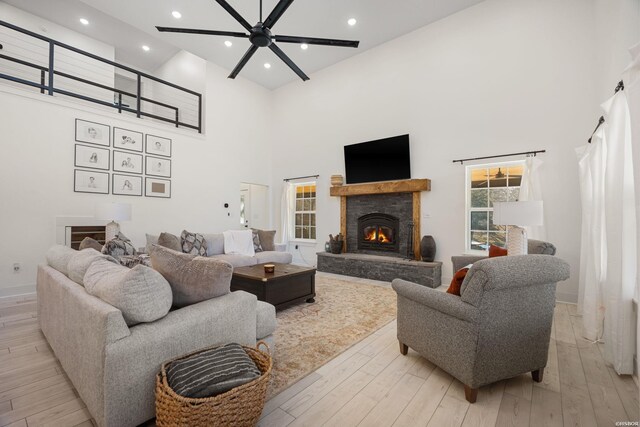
[330,179,431,260]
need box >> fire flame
[364,227,392,243]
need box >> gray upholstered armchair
[451,239,556,273]
[392,254,570,403]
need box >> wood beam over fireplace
[329,179,430,197]
[330,179,431,260]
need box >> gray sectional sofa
[38,245,276,427]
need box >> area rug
[267,274,397,398]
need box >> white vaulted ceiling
[4,0,485,89]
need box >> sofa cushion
[46,245,76,276]
[166,343,261,398]
[252,230,263,252]
[256,301,276,340]
[146,234,159,254]
[102,234,136,259]
[254,251,293,265]
[84,258,172,326]
[253,229,276,252]
[203,233,224,256]
[528,240,556,255]
[67,248,118,286]
[181,230,207,256]
[157,232,181,252]
[210,254,257,268]
[150,245,233,308]
[79,237,103,251]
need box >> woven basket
[155,341,272,427]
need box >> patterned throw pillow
[119,254,152,268]
[252,230,263,252]
[102,234,137,259]
[181,230,208,256]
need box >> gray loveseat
[451,239,556,273]
[38,247,276,427]
[393,254,570,402]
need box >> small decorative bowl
[264,264,275,273]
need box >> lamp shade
[493,201,543,226]
[95,203,132,221]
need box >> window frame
[291,181,317,243]
[464,160,525,254]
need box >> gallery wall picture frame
[113,127,143,152]
[145,155,172,178]
[74,169,109,194]
[74,144,110,171]
[112,174,143,197]
[75,119,110,147]
[145,177,171,198]
[113,150,143,174]
[145,134,172,157]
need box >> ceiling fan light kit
[156,0,360,81]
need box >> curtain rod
[283,174,319,182]
[452,150,546,165]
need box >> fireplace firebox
[357,213,400,252]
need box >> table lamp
[493,201,543,255]
[96,203,132,241]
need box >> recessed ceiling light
[347,18,357,26]
[224,40,233,47]
[171,11,182,19]
[79,18,89,26]
[264,63,271,69]
[300,43,308,50]
[142,45,150,52]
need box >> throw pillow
[489,245,508,258]
[252,229,263,252]
[157,232,182,252]
[145,234,159,254]
[84,258,172,326]
[119,254,152,268]
[79,237,103,251]
[102,235,137,259]
[67,248,118,286]
[254,229,276,252]
[181,230,208,256]
[203,233,224,256]
[150,245,233,308]
[46,245,77,276]
[166,343,261,398]
[447,267,469,296]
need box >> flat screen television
[344,134,411,184]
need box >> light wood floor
[0,293,637,427]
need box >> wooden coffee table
[231,263,316,310]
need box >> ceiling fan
[156,0,360,81]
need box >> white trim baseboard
[0,285,36,298]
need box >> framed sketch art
[112,174,143,196]
[113,150,143,174]
[146,135,171,157]
[74,144,109,170]
[145,155,171,178]
[74,169,109,194]
[145,177,171,198]
[113,127,143,152]
[75,119,110,147]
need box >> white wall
[0,58,273,295]
[0,3,116,101]
[271,0,605,302]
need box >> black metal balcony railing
[0,20,202,133]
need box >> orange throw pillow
[447,268,469,296]
[489,245,508,258]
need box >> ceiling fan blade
[214,0,253,32]
[269,43,309,81]
[263,0,295,29]
[274,35,359,48]
[156,26,249,38]
[228,45,259,79]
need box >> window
[466,161,524,252]
[293,182,316,241]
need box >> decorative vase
[330,240,343,254]
[421,235,436,262]
[330,174,344,186]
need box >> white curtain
[279,181,295,246]
[577,70,637,375]
[519,156,547,240]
